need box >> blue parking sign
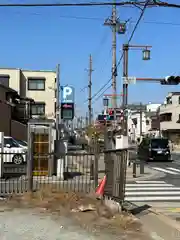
[61,86,75,103]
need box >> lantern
[142,48,151,60]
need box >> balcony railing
[11,102,32,124]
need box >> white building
[159,92,180,144]
[128,103,161,141]
[0,68,56,119]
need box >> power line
[8,11,180,27]
[128,0,150,43]
[92,84,111,104]
[0,2,141,7]
[83,47,112,103]
[0,1,180,8]
[90,0,150,104]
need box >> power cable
[83,48,112,102]
[0,1,179,8]
[90,0,150,104]
[0,2,146,7]
[7,11,180,27]
[92,84,112,104]
[92,30,110,66]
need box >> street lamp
[122,44,152,136]
[142,48,151,60]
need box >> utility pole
[56,64,61,140]
[112,2,117,112]
[88,54,93,126]
[139,102,143,137]
[104,2,117,120]
[122,44,129,136]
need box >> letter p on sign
[62,86,74,103]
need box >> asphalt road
[125,153,180,221]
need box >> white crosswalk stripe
[151,166,180,175]
[125,180,180,202]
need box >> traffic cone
[95,175,106,199]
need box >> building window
[0,75,9,87]
[31,102,45,115]
[166,97,172,104]
[28,78,45,91]
[179,97,180,104]
[160,113,172,122]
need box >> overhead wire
[0,1,180,9]
[90,0,150,104]
[80,30,110,95]
[0,1,179,8]
[2,9,180,26]
[92,84,112,104]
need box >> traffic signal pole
[122,44,128,136]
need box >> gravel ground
[0,209,111,240]
[0,208,152,240]
[0,188,154,240]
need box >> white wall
[128,112,147,141]
[160,94,180,131]
[128,103,161,141]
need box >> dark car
[137,137,171,161]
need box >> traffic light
[161,76,180,85]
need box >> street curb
[122,202,180,239]
[123,201,180,235]
[148,208,180,232]
[126,169,165,182]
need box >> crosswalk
[125,180,180,202]
[151,166,180,175]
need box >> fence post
[119,149,128,203]
[133,161,136,178]
[0,132,4,179]
[27,131,34,192]
[94,141,99,188]
[140,160,144,174]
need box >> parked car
[14,139,28,150]
[137,137,171,161]
[0,136,27,164]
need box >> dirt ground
[0,186,153,239]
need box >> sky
[1,0,180,117]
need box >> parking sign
[61,86,75,103]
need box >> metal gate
[27,119,54,177]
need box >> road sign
[61,103,74,120]
[61,86,75,103]
[122,77,136,84]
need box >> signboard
[61,86,75,103]
[122,77,136,84]
[61,103,74,120]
